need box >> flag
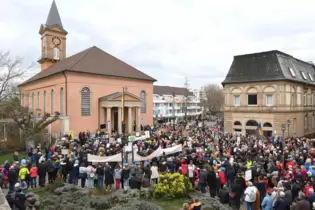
[172,92,175,118]
[257,122,263,136]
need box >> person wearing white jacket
[86,163,95,189]
[150,163,159,185]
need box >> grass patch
[0,153,14,165]
[0,152,27,165]
[151,198,187,210]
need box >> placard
[61,149,69,155]
[145,131,150,138]
[196,147,203,153]
[117,138,121,144]
[245,170,252,181]
[109,138,114,143]
[125,142,132,152]
[128,136,136,142]
[105,135,109,138]
[136,132,140,137]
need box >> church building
[18,1,156,136]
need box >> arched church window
[51,89,54,115]
[60,88,64,116]
[37,92,40,109]
[53,48,60,60]
[43,36,48,58]
[140,91,146,113]
[32,93,35,111]
[81,87,91,116]
[43,91,46,113]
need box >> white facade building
[153,86,202,121]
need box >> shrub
[153,172,192,199]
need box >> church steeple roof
[45,0,63,28]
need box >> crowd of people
[2,120,315,210]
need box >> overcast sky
[1,0,315,88]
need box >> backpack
[248,188,256,201]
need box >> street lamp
[287,120,291,137]
[281,124,286,140]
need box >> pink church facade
[18,1,155,136]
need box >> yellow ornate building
[222,50,315,137]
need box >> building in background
[222,50,315,137]
[189,88,205,101]
[153,85,202,123]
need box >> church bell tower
[38,0,67,71]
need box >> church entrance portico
[99,92,142,134]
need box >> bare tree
[3,98,60,147]
[202,84,224,117]
[0,51,31,102]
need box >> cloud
[1,0,315,88]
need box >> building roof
[153,85,194,96]
[20,46,156,86]
[46,0,63,28]
[222,50,315,85]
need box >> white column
[118,107,122,134]
[100,107,105,126]
[136,107,141,132]
[128,107,132,133]
[106,107,111,133]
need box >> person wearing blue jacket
[261,189,273,210]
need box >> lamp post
[281,124,286,140]
[287,120,291,137]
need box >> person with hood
[73,160,80,186]
[2,162,10,189]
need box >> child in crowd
[29,164,38,188]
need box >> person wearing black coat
[219,186,229,204]
[8,167,18,193]
[206,169,217,198]
[37,161,47,187]
[104,165,114,190]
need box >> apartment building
[153,85,202,122]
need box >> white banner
[87,145,182,162]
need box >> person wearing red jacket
[218,168,226,188]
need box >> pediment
[100,92,141,101]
